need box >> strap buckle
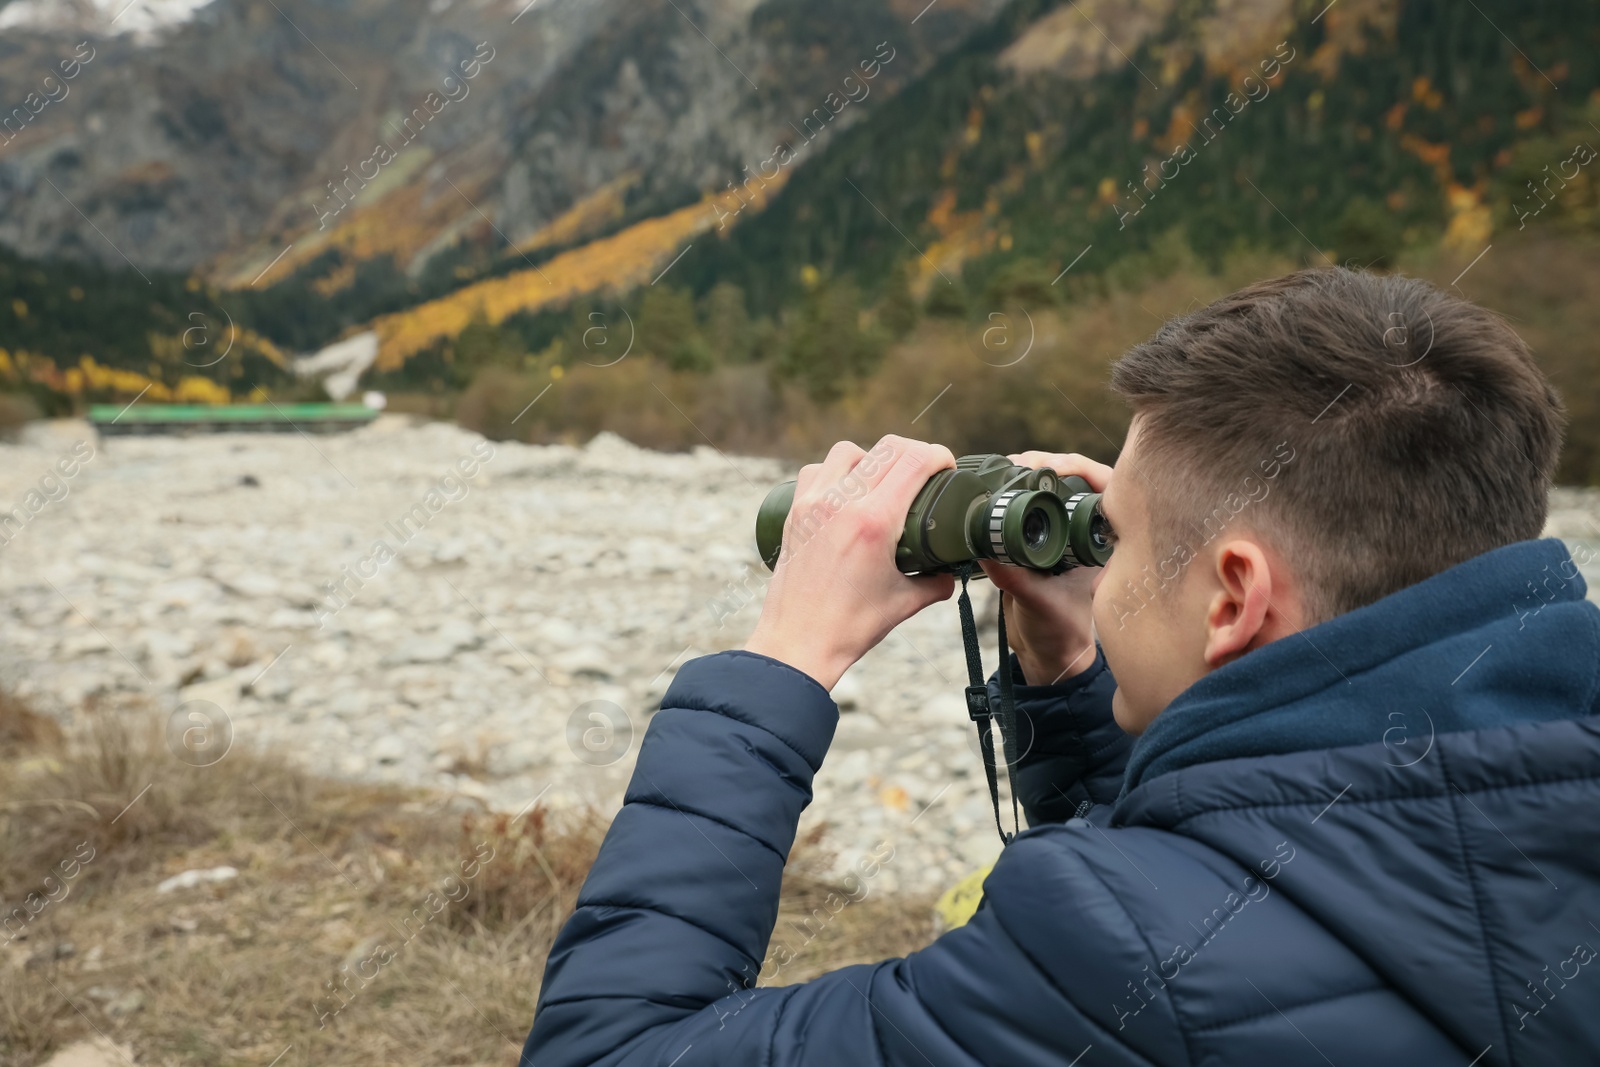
[954,562,1021,846]
[964,685,992,722]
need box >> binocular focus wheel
[987,489,1024,565]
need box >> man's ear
[1202,540,1276,668]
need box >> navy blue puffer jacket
[524,538,1600,1065]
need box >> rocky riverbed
[4,417,1599,894]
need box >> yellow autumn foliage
[0,347,243,404]
[236,327,292,370]
[172,375,234,404]
[214,150,443,289]
[78,355,156,395]
[515,172,639,255]
[220,161,635,297]
[1442,184,1493,251]
[934,862,995,930]
[312,259,360,297]
[371,176,789,370]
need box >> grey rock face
[0,0,1003,274]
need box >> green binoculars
[755,452,1112,575]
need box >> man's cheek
[1110,688,1135,733]
[1089,561,1109,599]
[1091,581,1112,636]
[1092,594,1127,681]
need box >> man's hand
[978,450,1112,686]
[745,435,958,692]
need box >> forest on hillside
[2,0,1598,480]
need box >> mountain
[0,0,1003,407]
[2,0,1599,483]
[0,0,1001,277]
[0,0,218,44]
[679,0,1600,314]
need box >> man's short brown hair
[1110,267,1566,622]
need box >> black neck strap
[954,563,1020,845]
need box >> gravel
[4,416,1597,893]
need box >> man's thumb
[977,559,1028,595]
[913,573,957,612]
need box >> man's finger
[794,441,866,512]
[869,439,955,515]
[905,571,957,616]
[817,440,868,484]
[977,558,1058,600]
[794,461,824,497]
[1007,451,1113,492]
[841,434,918,497]
[978,558,1029,594]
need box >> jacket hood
[1114,538,1600,1059]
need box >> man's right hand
[978,451,1112,686]
[744,435,958,693]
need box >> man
[523,269,1600,1065]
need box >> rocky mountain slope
[683,0,1600,314]
[0,0,1000,277]
[2,0,1598,490]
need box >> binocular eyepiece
[755,453,1112,575]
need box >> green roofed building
[88,403,380,436]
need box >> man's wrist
[743,632,849,692]
[1014,639,1098,687]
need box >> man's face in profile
[1091,419,1212,734]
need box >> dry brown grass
[0,694,937,1066]
[0,392,40,441]
[0,691,62,748]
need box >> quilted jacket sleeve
[522,649,1158,1067]
[989,644,1130,827]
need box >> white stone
[383,636,458,665]
[41,1038,137,1067]
[829,749,874,785]
[2,418,1586,897]
[372,734,408,763]
[215,571,281,598]
[487,740,547,777]
[534,617,582,648]
[142,629,196,661]
[921,690,970,723]
[178,675,241,711]
[265,607,321,630]
[156,866,238,894]
[152,576,222,607]
[58,630,111,657]
[553,646,611,680]
[832,667,866,711]
[436,617,480,650]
